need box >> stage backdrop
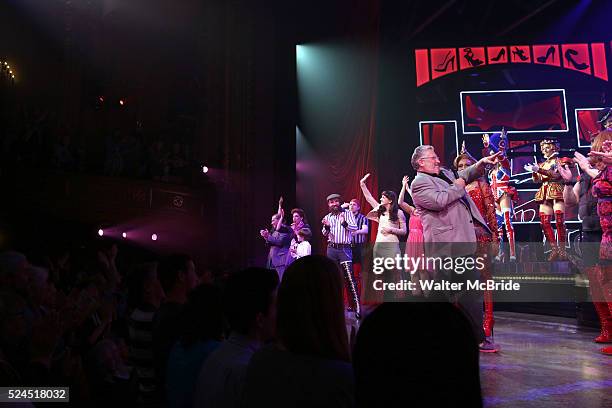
[296,0,381,252]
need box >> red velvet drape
[296,0,381,254]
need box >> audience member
[165,284,224,408]
[242,255,354,408]
[193,267,278,408]
[353,302,482,408]
[126,262,165,406]
[153,254,198,396]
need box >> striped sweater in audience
[128,304,158,406]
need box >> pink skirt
[406,215,424,259]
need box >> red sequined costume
[593,165,612,260]
[467,178,499,337]
[592,164,612,356]
[455,144,499,338]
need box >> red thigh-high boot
[503,210,516,261]
[599,265,612,355]
[586,266,612,343]
[483,273,495,338]
[540,212,559,261]
[555,210,567,260]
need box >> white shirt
[295,241,311,259]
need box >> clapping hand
[558,163,573,182]
[588,141,612,164]
[574,152,592,171]
[588,150,612,164]
[524,162,539,173]
[402,175,410,189]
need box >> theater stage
[481,312,612,408]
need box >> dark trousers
[327,246,352,263]
[351,243,364,264]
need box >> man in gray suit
[410,144,500,352]
[260,213,292,281]
[410,145,499,249]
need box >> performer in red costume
[576,129,612,356]
[455,142,499,339]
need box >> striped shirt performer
[322,193,361,318]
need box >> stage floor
[481,312,612,408]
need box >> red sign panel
[415,42,610,87]
[561,43,591,75]
[533,44,560,67]
[487,46,507,64]
[430,48,457,79]
[415,49,430,87]
[591,43,608,81]
[459,47,486,70]
[510,45,531,63]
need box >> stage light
[122,232,127,238]
[119,99,125,106]
[296,45,304,61]
[201,165,209,174]
[99,96,104,102]
[151,233,158,241]
[98,229,104,236]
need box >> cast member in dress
[398,175,426,296]
[455,142,499,338]
[360,174,407,301]
[482,129,518,261]
[524,139,573,260]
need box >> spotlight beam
[408,0,457,40]
[497,0,559,37]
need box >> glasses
[420,156,439,161]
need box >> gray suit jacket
[266,225,292,268]
[411,163,491,255]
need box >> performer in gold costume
[524,139,573,260]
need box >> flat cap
[326,193,342,201]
